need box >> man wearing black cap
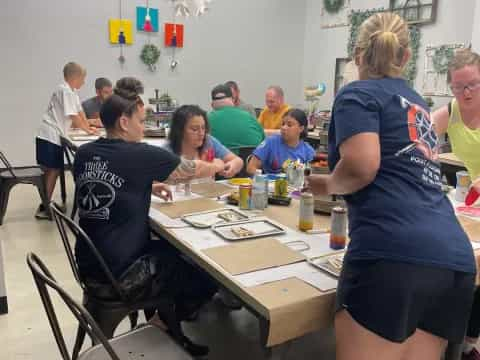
[208,84,265,155]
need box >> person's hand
[91,118,103,127]
[87,126,100,135]
[212,158,226,173]
[220,162,236,178]
[305,174,330,196]
[152,182,172,201]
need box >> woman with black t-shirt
[74,77,221,356]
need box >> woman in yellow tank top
[433,49,480,192]
[433,48,480,360]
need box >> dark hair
[95,77,112,90]
[283,108,308,139]
[100,77,144,129]
[114,77,144,101]
[225,80,239,92]
[100,95,139,129]
[168,105,210,155]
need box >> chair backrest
[254,107,263,118]
[60,136,78,170]
[26,252,120,360]
[49,203,128,301]
[0,150,16,177]
[237,145,256,178]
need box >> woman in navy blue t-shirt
[306,13,475,360]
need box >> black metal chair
[60,136,79,217]
[236,145,256,178]
[0,150,50,224]
[26,252,193,360]
[49,203,183,360]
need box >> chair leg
[71,324,87,360]
[34,177,51,220]
[0,181,15,226]
[59,169,66,205]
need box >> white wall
[2,0,479,165]
[0,0,307,165]
[302,0,476,110]
[472,0,480,52]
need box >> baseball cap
[211,84,233,100]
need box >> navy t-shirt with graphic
[329,77,475,273]
[73,138,180,279]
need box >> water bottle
[252,170,268,210]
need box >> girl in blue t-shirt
[247,108,315,175]
[167,105,243,178]
[305,13,475,360]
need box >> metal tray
[211,218,285,241]
[307,252,345,278]
[181,208,249,229]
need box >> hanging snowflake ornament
[192,0,211,16]
[173,0,190,17]
[171,0,212,17]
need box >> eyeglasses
[450,82,480,95]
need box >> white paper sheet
[234,261,314,287]
[296,271,338,292]
[171,227,229,250]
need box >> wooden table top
[438,152,464,167]
[149,193,480,347]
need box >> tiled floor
[0,176,335,359]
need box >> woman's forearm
[327,157,377,195]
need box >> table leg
[445,342,462,360]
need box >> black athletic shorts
[335,258,476,343]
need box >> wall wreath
[140,43,161,71]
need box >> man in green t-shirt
[208,84,265,154]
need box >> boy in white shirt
[35,62,96,219]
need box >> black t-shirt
[73,138,180,279]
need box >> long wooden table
[150,199,334,353]
[149,193,480,357]
[439,152,465,167]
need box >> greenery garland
[323,0,345,14]
[140,44,161,71]
[348,8,421,86]
[432,46,454,74]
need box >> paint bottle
[239,184,252,210]
[455,171,471,202]
[330,206,347,250]
[299,192,314,231]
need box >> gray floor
[0,176,336,359]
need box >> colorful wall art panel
[164,23,184,47]
[136,7,159,32]
[109,19,133,44]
